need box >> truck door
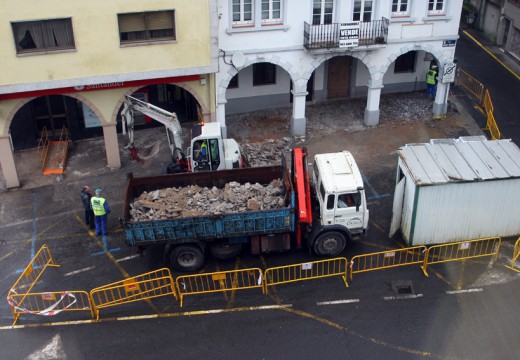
[333,192,365,233]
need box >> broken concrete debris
[130,178,285,221]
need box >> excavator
[121,95,244,173]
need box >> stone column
[217,97,228,139]
[364,82,384,126]
[102,122,121,169]
[433,81,449,117]
[0,135,19,188]
[291,88,308,136]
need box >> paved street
[1,31,520,360]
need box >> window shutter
[147,11,174,30]
[119,13,146,32]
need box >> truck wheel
[210,243,243,260]
[170,245,204,272]
[313,231,346,257]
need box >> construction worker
[199,140,208,161]
[90,188,111,237]
[426,65,438,99]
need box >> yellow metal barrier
[482,90,501,140]
[9,244,60,295]
[264,258,348,295]
[176,268,263,308]
[456,68,485,102]
[8,291,93,326]
[349,246,427,282]
[421,237,501,276]
[505,237,520,272]
[90,268,177,320]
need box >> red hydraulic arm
[292,148,313,248]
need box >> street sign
[443,40,456,47]
[441,63,457,83]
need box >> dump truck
[121,148,369,271]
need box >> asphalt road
[1,31,520,360]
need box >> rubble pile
[130,179,285,221]
[240,138,294,166]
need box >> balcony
[304,18,389,50]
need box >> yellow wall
[0,0,213,86]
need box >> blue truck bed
[121,165,295,247]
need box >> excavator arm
[124,95,184,159]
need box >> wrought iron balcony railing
[304,18,389,50]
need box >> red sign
[0,75,200,101]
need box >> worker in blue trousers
[90,188,111,238]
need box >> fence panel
[456,68,485,102]
[264,258,348,294]
[421,237,501,276]
[349,246,427,282]
[505,237,520,272]
[90,268,177,320]
[176,268,263,307]
[8,290,93,326]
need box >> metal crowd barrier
[349,246,427,282]
[264,258,348,295]
[176,268,263,308]
[421,237,502,276]
[8,291,93,326]
[90,268,177,320]
[456,68,485,102]
[482,89,501,140]
[505,237,520,272]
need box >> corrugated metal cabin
[389,136,520,245]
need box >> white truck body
[312,151,369,237]
[390,136,520,245]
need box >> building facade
[0,0,219,188]
[216,0,463,136]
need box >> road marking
[317,299,360,306]
[26,334,65,360]
[64,266,95,277]
[116,254,140,262]
[446,288,483,295]
[384,294,423,301]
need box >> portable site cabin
[389,136,520,245]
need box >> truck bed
[121,165,295,246]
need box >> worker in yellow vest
[90,188,111,237]
[426,65,438,99]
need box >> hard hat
[95,188,103,195]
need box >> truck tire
[169,245,204,272]
[313,231,346,257]
[210,243,243,260]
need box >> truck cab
[189,122,243,172]
[311,151,369,240]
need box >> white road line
[384,294,423,301]
[446,288,483,295]
[116,254,140,262]
[64,266,95,277]
[317,299,360,306]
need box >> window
[428,0,445,15]
[253,63,276,86]
[312,0,334,25]
[394,51,416,73]
[12,18,75,54]
[353,0,373,22]
[337,193,360,209]
[392,0,409,17]
[118,10,175,44]
[228,74,239,89]
[233,0,254,26]
[262,0,282,24]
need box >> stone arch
[218,55,301,100]
[116,82,211,123]
[306,51,374,84]
[2,93,107,136]
[380,45,446,80]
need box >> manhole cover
[391,280,415,296]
